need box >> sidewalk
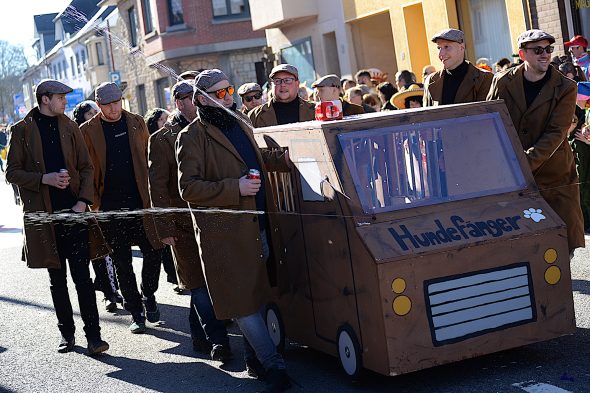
[0,172,23,249]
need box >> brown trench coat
[148,113,205,290]
[80,110,163,250]
[248,97,315,127]
[176,111,286,319]
[6,107,110,269]
[487,64,585,251]
[423,61,493,106]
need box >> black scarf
[197,103,239,130]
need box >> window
[70,57,76,77]
[96,42,105,65]
[142,0,154,33]
[155,78,171,109]
[53,64,57,78]
[137,84,148,115]
[62,61,67,78]
[280,38,315,87]
[128,7,140,47]
[81,48,87,66]
[338,113,526,213]
[75,52,81,74]
[57,62,63,79]
[212,0,249,18]
[168,0,184,25]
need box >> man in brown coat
[238,82,263,114]
[177,69,291,392]
[249,63,315,127]
[81,82,165,334]
[424,28,493,106]
[148,80,230,361]
[6,79,109,355]
[487,29,585,253]
[312,74,365,116]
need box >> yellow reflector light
[391,278,406,294]
[544,249,557,264]
[544,266,561,285]
[392,296,411,316]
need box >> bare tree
[0,41,28,122]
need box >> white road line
[512,381,573,393]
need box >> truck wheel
[337,324,362,379]
[265,303,285,353]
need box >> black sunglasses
[243,92,262,102]
[523,45,554,55]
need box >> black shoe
[114,291,123,304]
[210,344,233,363]
[246,357,266,381]
[192,338,213,354]
[87,338,109,356]
[262,368,291,393]
[57,336,75,353]
[104,296,117,312]
[144,299,160,323]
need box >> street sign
[110,71,121,86]
[66,89,85,112]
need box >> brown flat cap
[95,82,122,104]
[194,69,228,92]
[269,64,298,79]
[237,82,262,96]
[312,74,341,88]
[35,79,73,95]
[517,29,555,47]
[171,80,194,98]
[431,28,465,44]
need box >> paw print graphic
[523,208,546,223]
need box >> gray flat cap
[194,69,228,92]
[171,80,194,98]
[269,64,299,79]
[35,79,73,95]
[237,83,262,96]
[312,74,341,88]
[431,28,465,43]
[95,82,122,104]
[517,29,555,47]
[178,70,200,80]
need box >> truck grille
[425,263,536,346]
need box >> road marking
[512,381,573,393]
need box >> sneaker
[57,335,75,353]
[129,315,146,334]
[87,338,109,355]
[192,338,213,354]
[144,299,161,323]
[104,296,117,312]
[210,344,233,363]
[172,285,184,294]
[246,357,266,381]
[262,368,291,393]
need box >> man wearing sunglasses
[177,69,292,392]
[487,29,584,255]
[238,82,263,114]
[424,28,493,107]
[148,80,231,361]
[249,63,315,127]
[564,35,590,80]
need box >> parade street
[0,172,589,393]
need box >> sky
[0,0,72,61]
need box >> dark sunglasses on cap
[523,45,554,55]
[206,85,235,99]
[243,92,262,102]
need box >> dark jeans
[162,246,178,284]
[99,216,163,319]
[189,286,229,346]
[48,221,101,340]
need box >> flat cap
[431,28,464,44]
[237,82,262,96]
[95,82,122,104]
[517,29,555,47]
[35,79,73,95]
[178,70,201,80]
[171,80,194,99]
[194,69,228,93]
[269,64,298,79]
[312,74,341,88]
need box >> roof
[55,0,102,35]
[34,13,58,33]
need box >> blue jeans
[189,286,229,346]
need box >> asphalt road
[0,173,589,393]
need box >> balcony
[249,0,318,30]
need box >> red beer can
[247,169,260,180]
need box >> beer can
[59,168,68,175]
[247,169,260,180]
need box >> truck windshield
[337,112,526,213]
